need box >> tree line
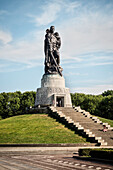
[71,90,113,120]
[0,91,36,119]
[0,90,113,120]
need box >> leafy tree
[97,95,113,119]
[71,93,86,106]
[0,90,113,120]
[0,91,36,119]
[20,91,35,112]
[2,92,21,117]
[8,96,20,116]
[1,92,9,118]
[0,94,5,119]
[102,90,113,96]
[82,95,103,114]
[71,91,113,119]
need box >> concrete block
[73,122,80,126]
[88,134,95,137]
[92,117,98,120]
[95,137,102,140]
[77,126,84,130]
[100,142,108,146]
[84,129,90,133]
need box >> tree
[0,91,36,119]
[102,90,113,97]
[0,94,5,119]
[1,92,9,118]
[20,91,35,112]
[97,96,113,119]
[71,93,86,106]
[3,92,21,117]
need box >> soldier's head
[50,26,55,33]
[46,29,50,34]
[54,32,59,37]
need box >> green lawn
[0,114,87,144]
[97,116,113,127]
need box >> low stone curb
[0,143,95,147]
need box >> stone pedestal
[35,74,72,107]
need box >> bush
[79,148,92,156]
[79,148,113,160]
[90,150,113,160]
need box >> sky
[0,0,113,95]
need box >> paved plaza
[0,147,113,170]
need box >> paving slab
[0,147,113,170]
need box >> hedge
[79,148,92,156]
[79,148,113,160]
[90,150,113,160]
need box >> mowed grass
[97,116,113,127]
[0,114,87,144]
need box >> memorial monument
[35,26,72,107]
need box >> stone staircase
[48,106,113,146]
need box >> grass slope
[98,116,113,127]
[0,114,87,144]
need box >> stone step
[66,115,92,119]
[84,129,90,133]
[78,123,102,128]
[99,142,108,146]
[94,120,102,123]
[77,126,84,130]
[49,107,113,146]
[88,134,95,137]
[95,137,102,140]
[73,122,80,126]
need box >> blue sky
[0,0,113,94]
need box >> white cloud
[0,29,44,69]
[0,10,9,15]
[28,2,61,26]
[88,62,113,66]
[0,0,113,72]
[0,40,43,64]
[86,55,113,62]
[0,30,12,44]
[71,85,113,95]
[24,0,113,70]
[64,61,113,69]
[27,0,81,26]
[64,72,88,77]
[0,62,42,73]
[64,1,80,13]
[57,5,113,61]
[59,19,113,60]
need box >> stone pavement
[0,146,113,170]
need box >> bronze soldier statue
[44,26,62,76]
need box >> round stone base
[35,87,72,107]
[35,74,72,107]
[41,74,65,88]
